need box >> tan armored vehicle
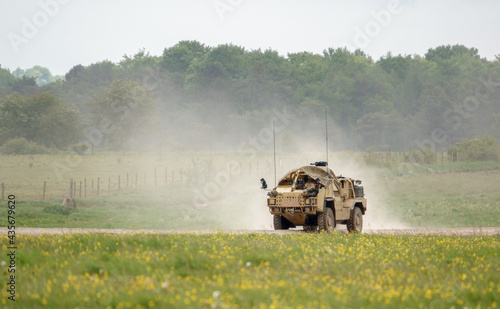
[266,161,367,232]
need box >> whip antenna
[273,120,277,188]
[325,107,329,177]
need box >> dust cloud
[122,103,407,231]
[180,151,407,231]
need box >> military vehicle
[265,161,367,232]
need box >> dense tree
[65,64,85,82]
[356,112,400,147]
[86,79,157,150]
[62,61,117,109]
[118,49,161,82]
[0,92,82,148]
[161,40,209,73]
[0,66,16,98]
[85,61,116,83]
[378,53,412,82]
[11,68,24,78]
[0,66,15,87]
[8,76,39,96]
[11,66,61,86]
[25,66,61,86]
[2,43,498,152]
[204,44,248,80]
[120,49,159,71]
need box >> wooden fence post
[79,181,82,198]
[97,177,100,197]
[118,175,121,191]
[84,178,87,198]
[43,181,46,200]
[2,183,4,199]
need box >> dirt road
[5,227,500,236]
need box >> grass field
[1,233,498,308]
[1,153,499,229]
[382,165,500,228]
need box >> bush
[71,143,89,155]
[448,135,499,162]
[403,147,437,164]
[43,205,75,216]
[0,137,50,155]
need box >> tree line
[1,42,499,154]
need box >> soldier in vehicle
[314,178,323,189]
[297,177,305,189]
[305,178,321,197]
[260,178,267,189]
[305,176,316,189]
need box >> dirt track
[5,227,500,236]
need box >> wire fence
[0,152,466,201]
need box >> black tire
[274,215,289,230]
[347,207,363,233]
[304,215,318,232]
[318,207,335,232]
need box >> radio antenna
[325,107,329,177]
[273,120,277,188]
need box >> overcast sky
[1,0,499,76]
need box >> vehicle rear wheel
[347,207,363,233]
[273,215,290,230]
[318,208,335,232]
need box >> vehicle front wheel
[273,215,290,230]
[347,207,363,233]
[318,208,335,232]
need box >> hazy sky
[1,0,499,75]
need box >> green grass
[384,167,500,228]
[1,233,498,308]
[387,160,500,176]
